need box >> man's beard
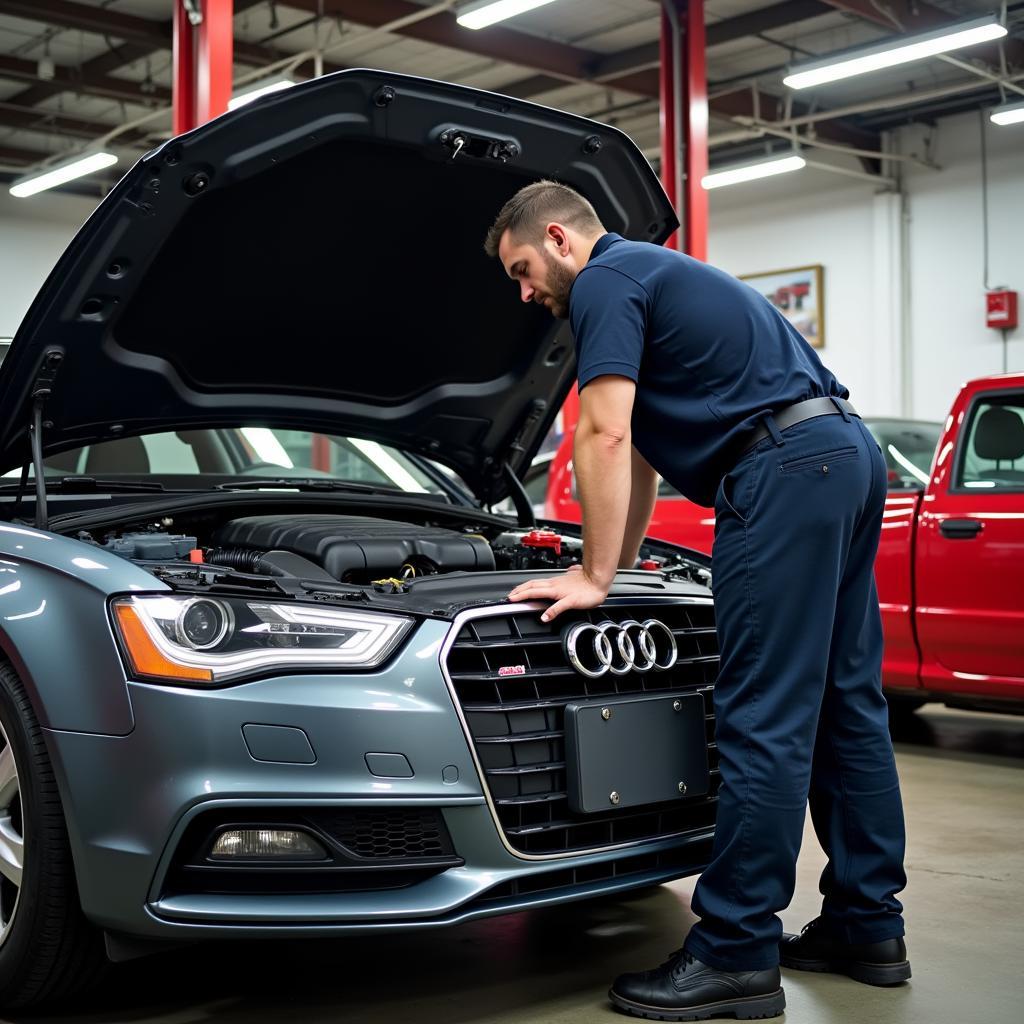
[540,250,576,319]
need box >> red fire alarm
[986,290,1018,329]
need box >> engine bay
[79,505,710,602]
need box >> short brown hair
[483,179,603,258]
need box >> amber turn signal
[114,602,213,683]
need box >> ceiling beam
[490,1,838,102]
[0,0,167,50]
[0,101,119,141]
[708,87,880,156]
[0,53,172,105]
[0,1,293,120]
[0,141,49,165]
[286,0,596,80]
[0,0,282,64]
[590,0,833,80]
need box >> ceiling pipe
[708,68,1024,140]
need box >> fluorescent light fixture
[457,0,560,31]
[702,154,806,190]
[9,151,118,198]
[784,15,1007,90]
[991,99,1024,126]
[227,78,295,110]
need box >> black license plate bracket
[565,692,709,814]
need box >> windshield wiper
[214,478,383,494]
[0,475,166,494]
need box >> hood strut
[502,462,536,529]
[27,349,64,530]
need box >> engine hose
[206,547,337,584]
[205,547,264,573]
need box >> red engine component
[639,558,662,571]
[521,529,562,556]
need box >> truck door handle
[940,519,983,539]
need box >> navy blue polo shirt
[569,233,847,507]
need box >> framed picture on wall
[739,265,824,348]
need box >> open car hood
[0,70,675,503]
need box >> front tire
[0,660,106,1010]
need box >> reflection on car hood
[0,70,674,503]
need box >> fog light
[209,828,327,860]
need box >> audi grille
[442,600,721,858]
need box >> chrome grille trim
[438,598,720,862]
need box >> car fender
[0,523,168,735]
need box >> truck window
[956,393,1024,491]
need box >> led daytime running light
[112,596,413,685]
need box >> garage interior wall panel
[709,111,1023,421]
[0,192,96,338]
[901,114,1023,419]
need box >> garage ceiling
[0,0,1021,196]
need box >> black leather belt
[743,396,860,452]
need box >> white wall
[0,190,97,338]
[901,114,1024,417]
[709,111,1024,421]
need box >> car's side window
[956,393,1024,492]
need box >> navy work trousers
[683,412,907,971]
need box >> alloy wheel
[0,720,23,948]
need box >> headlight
[111,595,414,686]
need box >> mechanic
[484,180,910,1021]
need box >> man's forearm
[574,421,633,589]
[618,450,658,568]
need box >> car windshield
[4,427,458,497]
[864,419,942,488]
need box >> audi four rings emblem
[562,619,678,678]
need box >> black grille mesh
[445,602,721,855]
[315,808,454,861]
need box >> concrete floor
[10,706,1023,1024]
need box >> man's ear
[545,222,570,255]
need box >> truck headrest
[975,406,1024,462]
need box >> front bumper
[45,614,715,941]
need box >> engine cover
[211,515,495,581]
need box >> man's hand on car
[507,565,610,622]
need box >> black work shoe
[780,917,911,986]
[609,949,785,1021]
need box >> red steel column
[172,1,197,136]
[659,4,680,251]
[173,1,234,136]
[197,0,234,125]
[682,0,708,261]
[659,1,709,259]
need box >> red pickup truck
[545,373,1024,713]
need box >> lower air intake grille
[444,602,720,856]
[315,808,454,861]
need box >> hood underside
[0,70,675,502]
